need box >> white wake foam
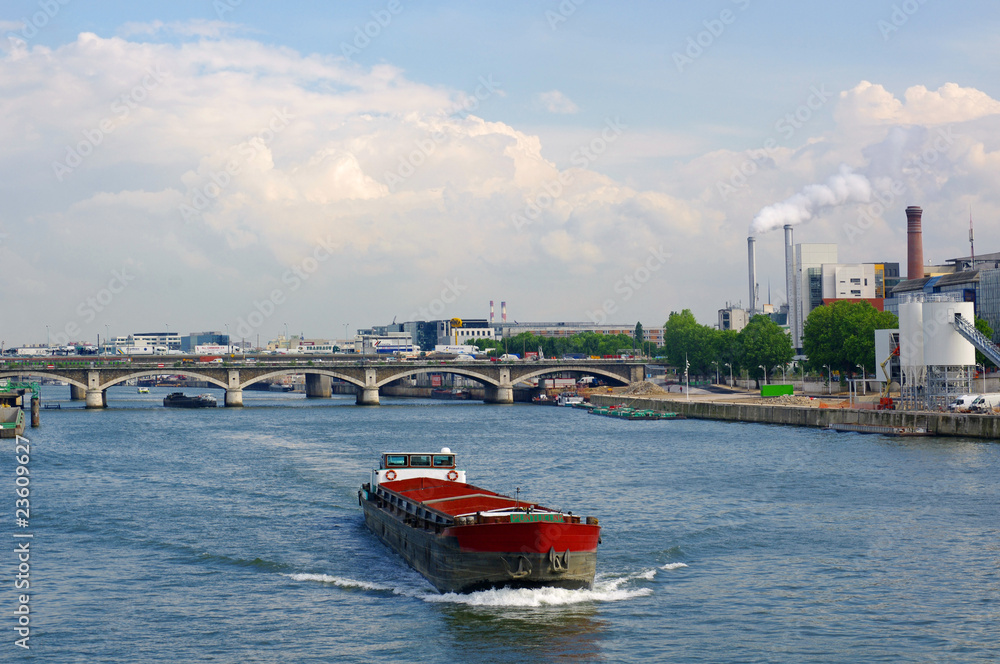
[287,564,683,607]
[286,573,400,593]
[660,562,688,570]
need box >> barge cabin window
[382,454,456,468]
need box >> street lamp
[725,362,733,388]
[759,364,767,385]
[711,361,719,385]
[776,364,785,384]
[45,325,50,351]
[284,322,289,349]
[225,323,231,355]
[104,324,110,355]
[856,363,866,396]
[976,363,986,393]
[823,364,832,394]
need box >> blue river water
[3,385,999,662]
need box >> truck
[968,393,1000,414]
[946,395,978,412]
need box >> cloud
[0,30,706,341]
[836,81,1000,126]
[536,90,579,114]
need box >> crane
[877,345,900,410]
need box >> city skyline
[2,1,1000,345]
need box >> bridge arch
[374,366,500,389]
[0,370,87,391]
[241,369,366,389]
[512,364,632,387]
[99,370,228,391]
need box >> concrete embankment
[589,394,1000,440]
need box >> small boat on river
[358,448,600,594]
[163,392,217,408]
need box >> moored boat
[826,422,930,437]
[359,448,600,594]
[163,392,217,408]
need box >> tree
[802,300,898,375]
[633,322,643,353]
[662,310,715,376]
[738,315,794,386]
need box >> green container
[761,384,794,397]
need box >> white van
[969,393,1000,414]
[947,395,978,412]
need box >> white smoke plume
[750,165,872,234]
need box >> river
[5,386,998,662]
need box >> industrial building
[886,206,1000,343]
[748,229,898,351]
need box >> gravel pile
[622,381,667,396]
[747,395,818,406]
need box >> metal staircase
[952,314,1000,367]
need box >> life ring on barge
[447,470,459,481]
[385,470,397,481]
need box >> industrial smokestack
[906,206,924,280]
[501,301,507,323]
[490,300,494,324]
[747,236,757,314]
[784,224,798,348]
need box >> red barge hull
[359,477,599,594]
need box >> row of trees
[466,331,640,358]
[661,301,904,383]
[660,309,793,383]
[465,299,990,381]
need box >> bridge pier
[305,374,332,398]
[225,389,243,407]
[483,385,514,404]
[85,389,106,409]
[70,385,86,401]
[356,387,380,405]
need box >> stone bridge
[0,357,646,407]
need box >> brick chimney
[906,206,924,280]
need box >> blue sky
[2,1,1000,345]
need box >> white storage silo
[897,298,924,368]
[922,300,975,366]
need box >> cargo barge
[359,448,600,594]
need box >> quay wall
[589,395,1000,440]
